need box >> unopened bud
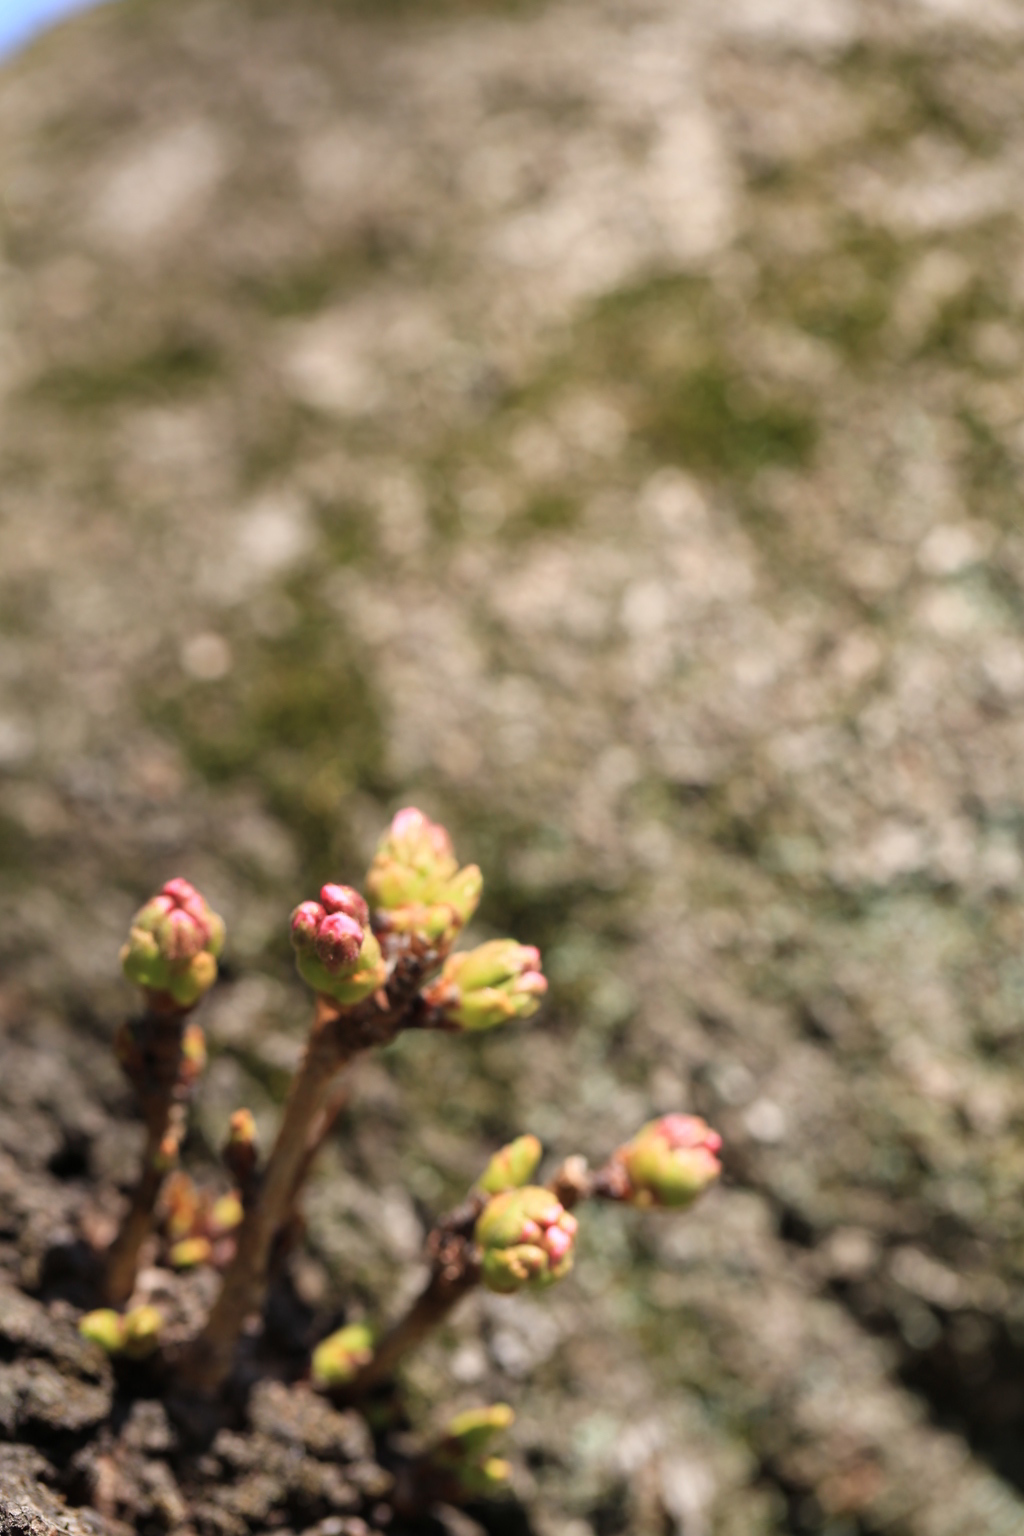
[122,1304,163,1358]
[180,1022,207,1090]
[170,1236,213,1270]
[164,1171,201,1243]
[444,1404,515,1459]
[210,1191,244,1236]
[475,1186,577,1294]
[291,901,324,951]
[228,1108,257,1146]
[311,1322,376,1388]
[315,911,364,972]
[478,1136,543,1196]
[224,1108,259,1189]
[366,808,482,946]
[320,884,370,926]
[121,879,224,1009]
[154,1127,182,1172]
[290,898,386,1004]
[423,941,547,1032]
[451,1456,513,1498]
[613,1115,722,1209]
[79,1309,127,1355]
[475,1457,512,1493]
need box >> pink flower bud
[162,878,211,938]
[475,1186,578,1293]
[291,901,325,951]
[314,911,365,973]
[390,807,454,865]
[161,908,205,962]
[614,1115,722,1209]
[320,884,370,926]
[121,879,225,1008]
[545,1219,576,1264]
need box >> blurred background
[3,0,1024,1532]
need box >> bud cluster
[433,1405,515,1498]
[79,1305,164,1360]
[84,799,727,1526]
[475,1186,578,1294]
[423,941,547,1032]
[120,878,225,1009]
[366,808,482,947]
[289,884,386,1004]
[162,1170,244,1270]
[612,1114,722,1209]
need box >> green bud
[366,808,482,945]
[460,1456,512,1496]
[444,1404,515,1459]
[475,1187,577,1294]
[423,941,547,1032]
[614,1115,722,1210]
[478,1136,543,1196]
[167,951,217,1009]
[170,1236,213,1270]
[210,1191,244,1235]
[79,1309,127,1355]
[311,1323,376,1388]
[123,1305,163,1358]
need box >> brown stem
[104,1008,188,1305]
[268,1077,351,1273]
[346,1210,484,1397]
[181,968,425,1396]
[292,1076,350,1212]
[549,1154,630,1209]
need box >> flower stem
[181,974,423,1396]
[346,1193,485,1397]
[104,1006,188,1305]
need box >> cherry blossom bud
[311,1322,376,1388]
[423,941,547,1032]
[434,1406,516,1496]
[209,1192,244,1236]
[228,1108,258,1145]
[121,879,224,1010]
[79,1309,126,1355]
[474,1187,577,1294]
[123,1304,163,1358]
[474,1457,512,1493]
[315,912,364,972]
[478,1135,543,1196]
[164,1171,201,1244]
[320,884,369,926]
[613,1115,722,1209]
[179,1023,207,1091]
[154,1127,182,1173]
[290,897,386,1005]
[224,1109,259,1188]
[366,807,482,946]
[443,1404,515,1459]
[170,1236,213,1270]
[290,901,324,951]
